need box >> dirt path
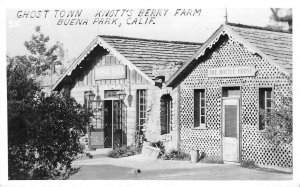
[68,154,292,180]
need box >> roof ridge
[227,22,292,34]
[99,35,202,45]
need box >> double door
[89,100,126,149]
[103,100,127,148]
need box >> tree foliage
[268,8,292,32]
[262,94,293,145]
[7,62,92,179]
[261,78,293,145]
[24,26,65,76]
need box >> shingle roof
[99,35,201,79]
[228,23,292,71]
[166,23,293,87]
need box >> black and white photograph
[0,1,298,186]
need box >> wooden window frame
[84,91,95,108]
[194,89,206,129]
[161,95,172,135]
[258,86,274,131]
[221,86,241,98]
[166,98,172,134]
[104,90,121,99]
[137,89,147,132]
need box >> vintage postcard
[2,3,297,187]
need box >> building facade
[166,23,292,169]
[52,23,292,170]
[52,35,200,150]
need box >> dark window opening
[259,88,273,130]
[194,89,206,128]
[104,90,120,98]
[222,86,240,97]
[84,91,95,108]
[160,94,172,135]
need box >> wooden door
[89,100,104,149]
[104,100,113,148]
[222,98,240,162]
[113,100,127,148]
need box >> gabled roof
[166,23,292,87]
[52,35,201,91]
[228,23,292,71]
[99,35,201,79]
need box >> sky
[6,8,277,60]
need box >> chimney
[224,8,228,24]
[51,64,56,74]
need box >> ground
[68,149,292,180]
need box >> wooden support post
[177,84,181,151]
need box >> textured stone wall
[179,35,292,168]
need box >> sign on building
[208,66,256,78]
[95,65,127,80]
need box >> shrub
[200,155,224,164]
[133,131,145,154]
[76,152,93,160]
[260,77,292,145]
[7,63,92,179]
[149,141,190,160]
[161,150,191,161]
[151,141,166,158]
[241,160,257,168]
[108,146,139,158]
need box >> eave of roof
[166,24,292,88]
[98,35,201,79]
[52,35,201,91]
[229,23,292,71]
[227,22,292,34]
[51,37,99,91]
[166,24,226,88]
[99,34,201,45]
[52,36,162,91]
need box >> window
[194,89,206,128]
[84,91,95,108]
[137,90,147,133]
[259,88,273,130]
[160,94,172,135]
[222,86,240,97]
[105,55,117,66]
[104,90,120,98]
[89,100,103,129]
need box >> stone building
[166,23,292,169]
[52,23,292,170]
[52,35,200,150]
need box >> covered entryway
[86,90,127,149]
[222,87,241,163]
[103,100,127,148]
